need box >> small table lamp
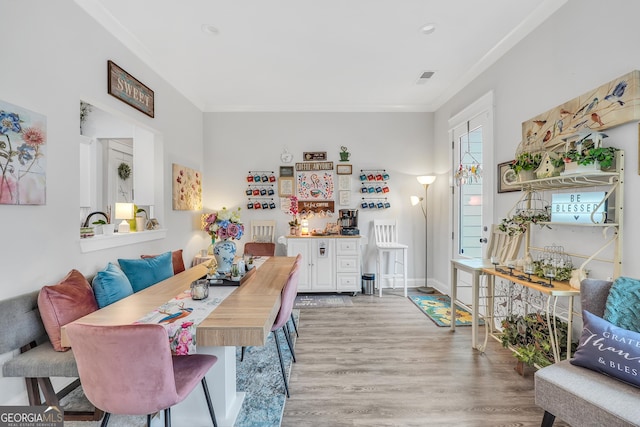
[115,202,134,233]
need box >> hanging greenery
[118,162,131,180]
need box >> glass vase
[207,237,215,255]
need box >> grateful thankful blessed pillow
[571,310,640,388]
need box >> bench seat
[535,359,640,426]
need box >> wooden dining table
[61,255,297,427]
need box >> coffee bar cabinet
[285,236,361,294]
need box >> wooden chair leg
[541,411,555,427]
[36,377,104,421]
[24,378,42,405]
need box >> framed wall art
[296,171,334,200]
[497,161,520,193]
[280,166,294,177]
[172,163,202,210]
[279,177,295,196]
[108,60,155,118]
[0,99,47,205]
[336,164,352,175]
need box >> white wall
[203,112,434,278]
[0,0,205,404]
[431,0,640,290]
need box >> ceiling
[78,0,565,113]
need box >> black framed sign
[108,60,155,118]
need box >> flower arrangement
[288,195,299,227]
[510,152,542,174]
[201,207,244,242]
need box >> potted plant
[339,146,350,162]
[230,264,241,281]
[92,219,115,235]
[560,146,618,174]
[505,152,542,183]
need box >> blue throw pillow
[118,251,174,293]
[570,310,640,388]
[604,276,640,333]
[92,263,134,308]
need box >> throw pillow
[38,269,98,351]
[119,251,174,293]
[570,310,640,388]
[92,262,134,308]
[604,276,640,333]
[141,249,185,275]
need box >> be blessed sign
[551,191,607,223]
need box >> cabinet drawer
[336,239,359,255]
[336,256,359,272]
[336,274,359,291]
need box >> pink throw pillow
[38,269,98,351]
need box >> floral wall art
[0,100,47,205]
[172,163,202,210]
[296,171,334,200]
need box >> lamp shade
[410,196,422,206]
[115,202,133,234]
[417,175,436,186]
[115,203,134,220]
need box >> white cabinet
[285,236,361,293]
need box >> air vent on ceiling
[416,71,435,85]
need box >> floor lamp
[411,175,437,294]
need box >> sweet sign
[551,191,607,223]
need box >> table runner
[136,286,236,355]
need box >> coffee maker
[339,209,359,235]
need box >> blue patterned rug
[62,311,298,426]
[409,295,482,327]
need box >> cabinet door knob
[479,238,487,244]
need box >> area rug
[409,295,482,327]
[62,311,299,427]
[294,294,353,308]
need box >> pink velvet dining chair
[240,255,301,397]
[243,242,276,257]
[66,323,218,427]
[270,259,301,397]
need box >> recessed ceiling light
[420,23,436,35]
[201,24,219,35]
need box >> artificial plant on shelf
[509,152,542,174]
[559,146,618,170]
[498,209,551,236]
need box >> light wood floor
[282,289,568,427]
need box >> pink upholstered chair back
[67,323,179,415]
[244,242,276,257]
[272,263,300,331]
